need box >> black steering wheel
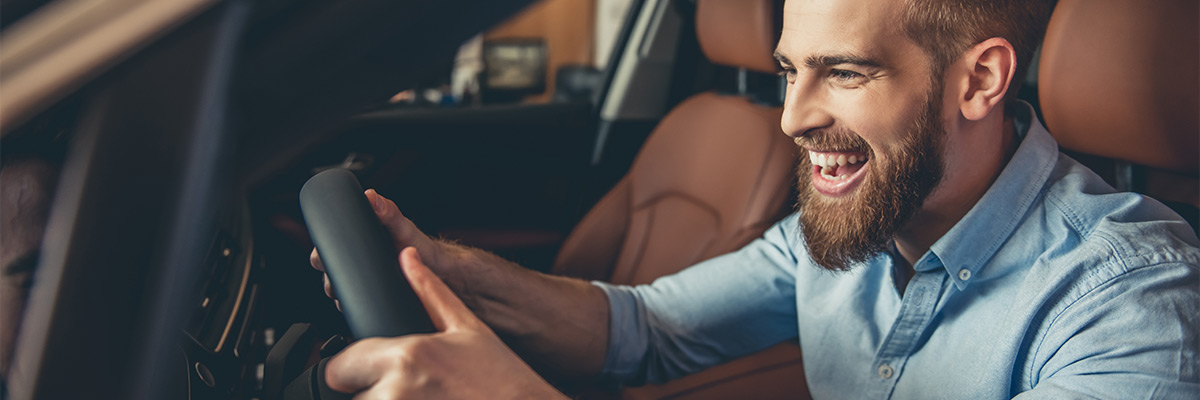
[288,168,436,399]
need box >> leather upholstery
[554,93,807,400]
[1038,0,1199,175]
[551,1,806,398]
[620,343,807,400]
[696,0,780,74]
[555,93,796,285]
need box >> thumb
[399,246,482,332]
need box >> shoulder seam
[1026,254,1118,385]
[1025,254,1184,385]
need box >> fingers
[325,337,401,394]
[398,247,480,332]
[350,377,404,400]
[315,251,340,309]
[322,272,342,311]
[323,274,336,299]
[310,248,325,271]
[365,189,412,244]
[364,189,449,275]
[315,189,426,313]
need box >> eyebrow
[773,51,883,69]
[773,51,792,67]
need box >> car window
[389,0,637,106]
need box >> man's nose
[780,78,834,139]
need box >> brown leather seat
[1038,0,1199,213]
[551,0,809,398]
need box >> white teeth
[809,151,867,168]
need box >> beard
[795,89,946,271]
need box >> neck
[894,112,1018,265]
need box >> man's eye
[830,69,865,82]
[777,67,797,83]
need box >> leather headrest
[696,0,779,74]
[1038,0,1199,174]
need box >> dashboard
[180,199,266,399]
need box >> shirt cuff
[590,280,650,386]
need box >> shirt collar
[917,101,1060,290]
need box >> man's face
[776,0,947,270]
[1,158,56,379]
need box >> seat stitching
[618,204,655,285]
[737,112,780,232]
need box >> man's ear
[955,37,1017,121]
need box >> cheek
[836,90,929,160]
[932,134,972,182]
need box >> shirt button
[877,364,894,379]
[958,268,972,281]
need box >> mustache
[794,128,871,154]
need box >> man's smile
[807,150,870,197]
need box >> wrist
[427,240,484,308]
[427,242,536,337]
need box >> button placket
[870,264,948,398]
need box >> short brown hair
[901,0,1057,103]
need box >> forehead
[778,0,918,63]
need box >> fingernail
[366,190,384,214]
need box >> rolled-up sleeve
[593,215,803,386]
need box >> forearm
[433,241,610,379]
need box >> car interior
[0,0,1195,399]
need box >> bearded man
[312,0,1200,398]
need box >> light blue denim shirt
[594,103,1200,399]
